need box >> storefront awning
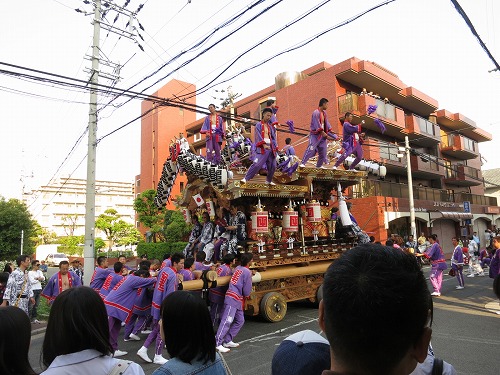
[430,211,473,220]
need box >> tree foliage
[115,222,142,246]
[61,214,79,236]
[95,208,130,251]
[33,222,58,246]
[164,210,191,242]
[134,189,164,242]
[0,197,37,259]
[58,235,84,256]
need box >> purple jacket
[209,264,232,305]
[201,114,224,143]
[195,262,211,272]
[179,268,194,281]
[254,120,278,155]
[451,245,464,270]
[489,249,499,278]
[341,121,362,151]
[99,272,124,299]
[104,275,155,323]
[132,285,153,316]
[309,109,337,144]
[89,267,113,292]
[224,265,252,310]
[151,267,177,320]
[425,243,448,271]
[42,271,82,303]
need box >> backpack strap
[432,357,444,375]
[109,359,132,375]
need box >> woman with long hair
[40,286,144,374]
[0,306,36,375]
[153,291,228,375]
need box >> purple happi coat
[99,272,124,299]
[41,271,82,302]
[179,268,194,281]
[209,264,232,305]
[151,267,177,320]
[104,275,156,323]
[89,267,113,292]
[425,243,448,270]
[224,265,252,310]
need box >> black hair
[322,244,430,374]
[163,253,171,261]
[428,234,438,241]
[139,260,152,270]
[16,255,29,267]
[196,251,206,262]
[208,103,216,109]
[118,255,126,260]
[0,306,36,375]
[97,256,107,266]
[262,107,273,115]
[171,252,185,266]
[344,111,352,118]
[285,137,291,145]
[385,239,394,247]
[134,269,150,278]
[319,98,328,107]
[192,214,199,223]
[31,259,39,267]
[161,291,216,364]
[240,252,253,267]
[42,286,113,368]
[3,263,12,273]
[114,261,124,273]
[266,99,275,106]
[0,272,9,284]
[331,207,339,213]
[184,257,195,270]
[222,253,235,265]
[59,260,69,268]
[369,236,376,243]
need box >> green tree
[33,222,58,246]
[0,197,37,258]
[95,209,128,251]
[61,214,79,236]
[134,189,164,243]
[94,237,106,252]
[58,235,84,256]
[115,222,142,246]
[164,210,191,242]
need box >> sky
[1,0,499,206]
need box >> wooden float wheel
[260,292,287,322]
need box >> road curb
[31,327,47,336]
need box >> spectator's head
[97,256,108,268]
[408,235,414,241]
[452,237,458,247]
[0,272,9,285]
[42,286,113,368]
[319,244,432,375]
[0,306,36,375]
[493,236,500,249]
[31,260,39,268]
[192,214,199,224]
[222,253,236,265]
[160,291,216,364]
[58,261,69,275]
[3,263,12,274]
[113,261,124,273]
[468,235,474,241]
[385,239,394,247]
[16,255,30,268]
[285,137,292,145]
[118,255,127,264]
[140,254,148,260]
[428,234,438,243]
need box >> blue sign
[464,219,472,225]
[463,201,471,213]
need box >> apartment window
[379,144,399,161]
[463,137,475,152]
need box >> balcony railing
[413,115,438,137]
[374,98,396,121]
[353,180,496,206]
[338,93,359,114]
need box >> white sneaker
[319,165,328,169]
[331,166,337,170]
[141,329,152,334]
[466,274,475,278]
[456,286,465,290]
[216,345,230,353]
[240,178,246,184]
[223,341,240,348]
[137,347,152,363]
[33,319,41,324]
[121,321,126,327]
[113,350,128,357]
[153,354,168,365]
[477,272,485,277]
[430,292,441,296]
[266,181,276,186]
[124,333,141,341]
[299,164,306,168]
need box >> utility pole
[404,136,416,239]
[83,0,101,286]
[20,230,24,255]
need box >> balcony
[440,134,479,159]
[405,115,440,146]
[444,165,482,187]
[337,93,406,138]
[436,109,492,143]
[410,154,443,178]
[354,180,497,206]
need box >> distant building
[23,176,135,238]
[483,168,500,229]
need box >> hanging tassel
[374,118,386,134]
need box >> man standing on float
[241,108,277,185]
[300,98,338,169]
[200,104,225,164]
[333,112,364,170]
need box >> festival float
[154,126,385,322]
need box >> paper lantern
[282,209,299,232]
[251,211,269,234]
[206,200,215,219]
[182,208,191,224]
[379,165,387,178]
[338,198,352,226]
[306,201,322,223]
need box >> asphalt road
[29,266,500,375]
